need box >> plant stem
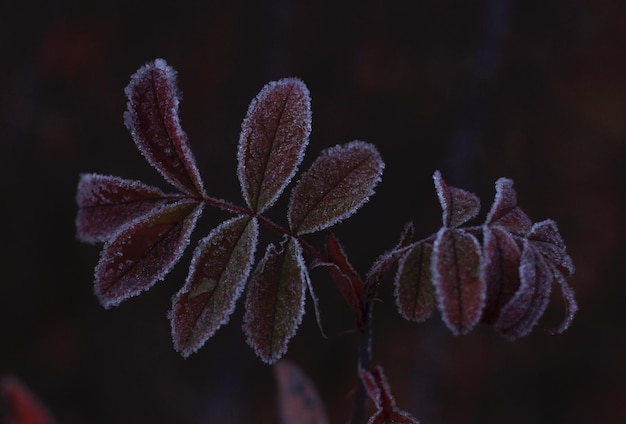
[350,302,374,424]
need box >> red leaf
[432,228,485,335]
[243,237,307,363]
[170,216,258,357]
[76,173,169,243]
[124,59,204,195]
[394,241,436,323]
[527,219,575,278]
[495,240,553,340]
[359,367,419,424]
[274,360,329,424]
[485,178,532,234]
[237,78,311,213]
[311,233,364,321]
[94,200,202,308]
[288,141,384,235]
[0,376,55,424]
[481,226,522,325]
[433,170,480,228]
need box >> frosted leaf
[432,228,485,335]
[365,222,415,304]
[124,59,205,195]
[311,232,364,321]
[485,178,532,234]
[495,240,553,340]
[433,170,480,228]
[243,237,306,364]
[237,78,311,213]
[288,141,384,235]
[76,173,169,243]
[547,270,578,335]
[359,366,419,424]
[169,216,259,357]
[94,200,203,308]
[274,360,329,424]
[527,219,575,277]
[394,241,436,323]
[0,376,55,424]
[480,226,522,325]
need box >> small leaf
[547,271,578,335]
[485,178,532,234]
[311,232,364,321]
[170,216,258,357]
[94,200,203,308]
[432,228,485,335]
[394,241,436,323]
[76,173,169,243]
[274,360,329,424]
[495,240,553,340]
[359,367,419,424]
[365,223,415,304]
[527,219,575,277]
[1,376,55,424]
[433,170,480,228]
[481,226,522,325]
[288,141,384,235]
[124,59,204,195]
[243,237,306,364]
[237,78,311,213]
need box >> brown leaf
[274,360,329,424]
[394,241,436,323]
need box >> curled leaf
[274,360,329,424]
[94,200,203,308]
[485,178,532,234]
[394,241,436,323]
[124,59,204,195]
[311,232,364,321]
[495,240,553,340]
[170,216,259,357]
[243,237,307,364]
[288,141,384,235]
[481,226,522,325]
[547,271,578,335]
[527,219,575,277]
[432,228,485,335]
[237,78,311,213]
[76,173,169,243]
[433,170,480,228]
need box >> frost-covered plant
[76,59,577,423]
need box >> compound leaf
[481,226,522,325]
[432,228,485,335]
[288,141,383,235]
[274,360,329,424]
[94,200,202,308]
[433,170,480,228]
[238,78,311,213]
[243,237,306,364]
[124,59,204,195]
[485,178,532,234]
[394,241,436,323]
[170,216,258,357]
[76,173,169,243]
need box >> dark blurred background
[1,0,625,422]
